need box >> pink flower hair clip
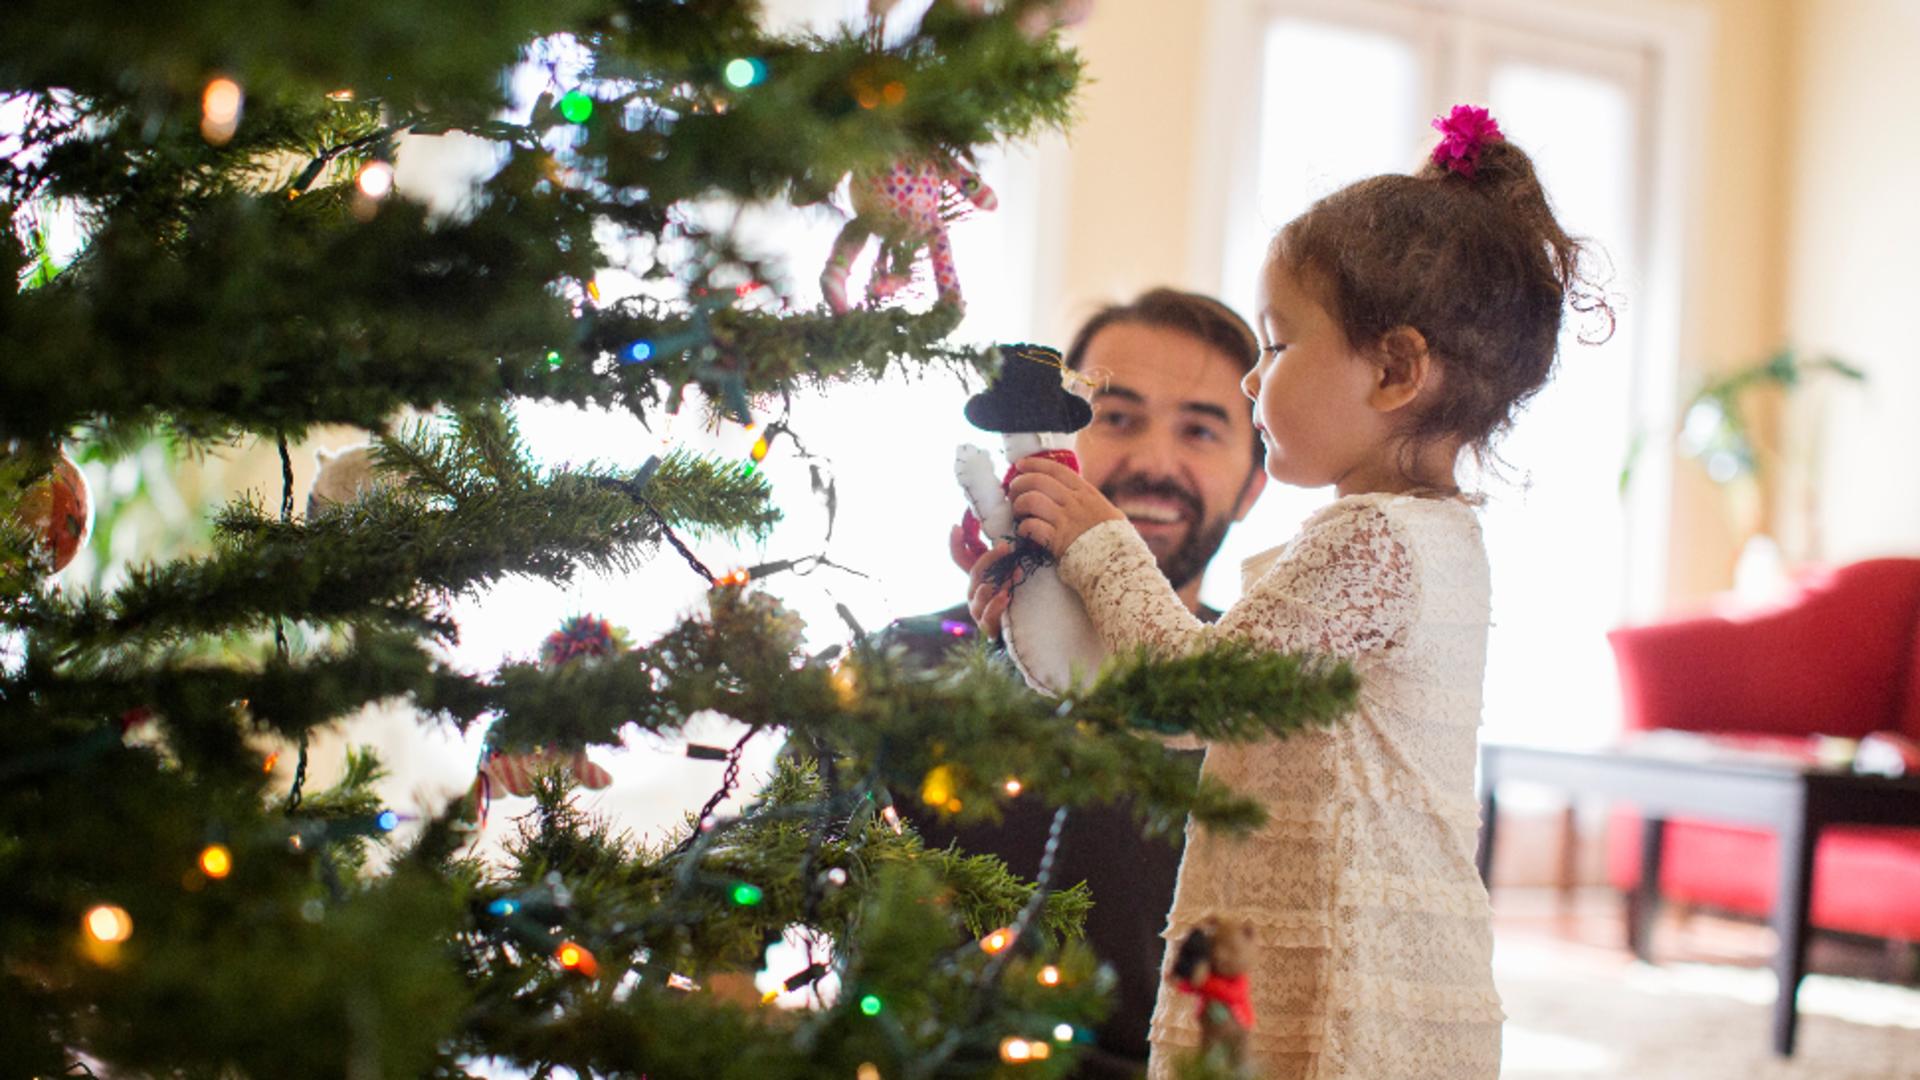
[1430,104,1504,179]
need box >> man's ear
[1230,462,1266,523]
[1369,326,1433,413]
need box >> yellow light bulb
[980,927,1015,955]
[84,904,132,944]
[999,1037,1033,1064]
[857,1065,881,1080]
[356,160,395,199]
[1037,965,1061,987]
[199,844,232,879]
[1003,777,1023,796]
[919,764,955,807]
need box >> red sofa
[1604,557,1920,943]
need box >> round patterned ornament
[4,444,92,576]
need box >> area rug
[1496,934,1920,1078]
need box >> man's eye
[1099,412,1136,429]
[1186,425,1223,443]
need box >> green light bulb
[858,994,882,1016]
[557,90,594,124]
[730,882,763,906]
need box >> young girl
[976,106,1606,1079]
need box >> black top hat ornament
[964,343,1094,434]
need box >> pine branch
[21,440,775,655]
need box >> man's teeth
[1117,501,1184,524]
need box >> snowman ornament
[954,344,1108,695]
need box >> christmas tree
[0,2,1360,1076]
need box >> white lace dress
[1055,492,1503,1080]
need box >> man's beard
[1099,474,1234,591]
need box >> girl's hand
[1007,456,1125,557]
[967,541,1021,638]
[949,522,988,574]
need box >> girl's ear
[1368,326,1433,413]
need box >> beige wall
[1041,0,1213,345]
[1664,0,1795,601]
[1780,0,1920,564]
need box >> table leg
[1628,816,1664,962]
[1772,805,1817,1057]
[1476,785,1498,888]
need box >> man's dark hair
[1063,287,1263,469]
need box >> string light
[1053,1023,1075,1041]
[198,844,232,880]
[326,88,356,102]
[979,927,1015,955]
[723,58,767,89]
[880,804,902,834]
[945,797,963,814]
[1003,778,1024,797]
[487,899,518,917]
[558,89,595,123]
[1000,1037,1042,1064]
[262,751,279,774]
[586,279,602,302]
[858,993,883,1016]
[84,904,133,944]
[766,961,829,1002]
[826,867,848,886]
[554,940,598,978]
[729,881,764,907]
[546,349,564,369]
[667,973,700,991]
[881,81,907,106]
[355,160,395,200]
[857,1065,881,1080]
[201,76,243,145]
[715,568,750,588]
[1036,964,1061,987]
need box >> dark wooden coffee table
[1476,740,1920,1057]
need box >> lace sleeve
[1057,501,1417,661]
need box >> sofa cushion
[1607,813,1920,942]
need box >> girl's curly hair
[1272,137,1614,473]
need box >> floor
[1491,887,1920,1079]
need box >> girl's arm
[1056,502,1417,661]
